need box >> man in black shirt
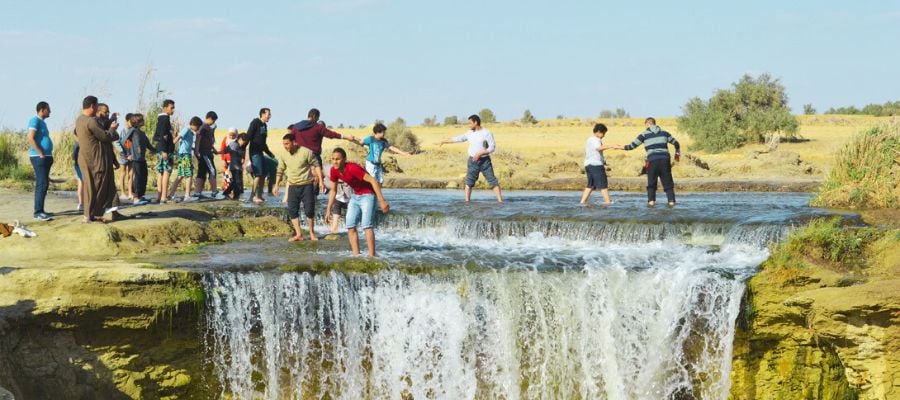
[246,107,275,204]
[153,99,176,203]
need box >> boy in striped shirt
[620,117,681,207]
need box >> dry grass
[314,115,896,187]
[811,123,900,209]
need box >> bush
[678,73,799,153]
[764,217,882,271]
[521,109,537,124]
[803,104,816,115]
[422,116,438,127]
[443,115,459,126]
[478,108,496,124]
[825,100,900,117]
[385,118,421,154]
[0,130,32,181]
[811,124,899,209]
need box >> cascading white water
[204,238,766,399]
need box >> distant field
[6,115,892,191]
[305,115,894,189]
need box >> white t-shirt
[452,128,496,158]
[584,136,605,166]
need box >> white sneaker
[12,220,37,238]
[182,196,198,202]
[104,206,119,215]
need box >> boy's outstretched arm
[388,146,413,156]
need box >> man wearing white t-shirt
[579,123,618,204]
[438,114,503,203]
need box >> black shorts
[585,165,608,190]
[287,184,316,219]
[331,200,348,217]
[197,153,216,180]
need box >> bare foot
[309,235,319,241]
[288,235,303,242]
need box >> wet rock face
[0,269,211,400]
[730,223,900,400]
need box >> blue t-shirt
[28,116,52,157]
[363,136,389,164]
[177,127,195,155]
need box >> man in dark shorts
[273,134,324,241]
[195,111,221,199]
[437,114,503,203]
[580,123,618,204]
[246,108,275,204]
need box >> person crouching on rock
[324,148,390,257]
[273,134,324,242]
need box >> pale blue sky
[1,0,897,131]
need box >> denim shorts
[346,193,375,230]
[465,157,499,188]
[365,160,385,184]
[74,162,83,181]
[249,153,266,178]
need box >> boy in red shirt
[324,148,390,256]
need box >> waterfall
[377,214,789,248]
[203,239,764,399]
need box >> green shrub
[765,217,882,271]
[385,118,421,154]
[0,130,31,181]
[521,109,537,124]
[678,73,799,153]
[811,124,899,209]
[443,115,459,126]
[825,100,900,117]
[478,108,496,124]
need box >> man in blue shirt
[28,101,54,221]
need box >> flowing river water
[195,190,833,399]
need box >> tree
[521,109,537,124]
[443,115,459,126]
[678,73,799,153]
[423,115,438,127]
[386,117,421,153]
[599,110,614,119]
[803,104,816,115]
[615,108,630,118]
[556,114,565,120]
[478,108,497,124]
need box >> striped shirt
[623,125,680,162]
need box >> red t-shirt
[330,162,374,195]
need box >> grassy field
[311,114,894,189]
[1,114,893,192]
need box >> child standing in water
[580,123,618,204]
[350,122,413,184]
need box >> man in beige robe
[76,96,120,222]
